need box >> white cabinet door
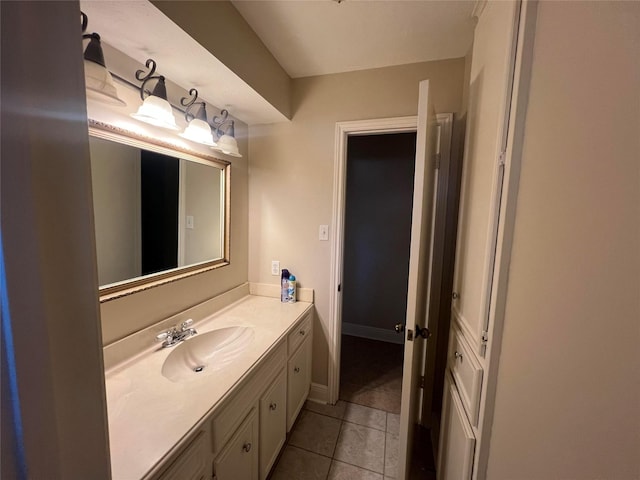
[437,373,475,480]
[287,336,311,431]
[214,409,259,480]
[156,431,208,480]
[259,369,286,480]
[452,0,519,355]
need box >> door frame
[328,114,453,405]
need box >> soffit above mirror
[80,0,289,125]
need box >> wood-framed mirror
[88,120,230,302]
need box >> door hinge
[498,150,506,167]
[480,330,490,358]
[420,375,425,389]
[435,153,441,170]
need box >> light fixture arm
[134,59,168,101]
[211,109,235,138]
[180,88,208,123]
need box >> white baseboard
[342,322,404,345]
[308,383,328,404]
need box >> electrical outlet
[271,260,280,276]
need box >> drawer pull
[269,402,277,411]
[299,330,305,336]
[294,366,300,373]
[454,351,463,360]
[243,442,252,453]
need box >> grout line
[383,425,387,477]
[341,417,387,432]
[286,444,334,460]
[303,409,343,422]
[331,419,345,459]
[331,458,386,477]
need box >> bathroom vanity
[104,293,313,480]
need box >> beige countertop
[105,294,313,480]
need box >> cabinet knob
[294,366,300,373]
[452,292,459,300]
[454,351,463,360]
[243,442,252,453]
[269,402,277,411]
[299,330,305,336]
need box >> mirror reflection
[89,136,226,289]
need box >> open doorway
[339,132,416,415]
[329,113,458,478]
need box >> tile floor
[270,335,436,479]
[339,335,404,414]
[270,400,400,480]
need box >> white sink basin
[161,326,255,382]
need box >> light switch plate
[271,260,280,276]
[319,225,329,241]
[186,216,194,229]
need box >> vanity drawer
[211,342,286,454]
[156,431,208,480]
[287,311,312,356]
[448,327,483,426]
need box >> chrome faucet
[156,319,197,348]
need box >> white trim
[342,323,405,345]
[308,383,329,404]
[329,116,418,404]
[472,0,488,21]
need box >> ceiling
[80,1,476,125]
[232,0,476,78]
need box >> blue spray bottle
[281,269,290,303]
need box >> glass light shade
[216,134,242,157]
[131,95,179,131]
[179,118,217,146]
[84,60,126,106]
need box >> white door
[397,79,439,479]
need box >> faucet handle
[180,319,194,331]
[156,331,171,342]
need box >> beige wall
[487,2,640,477]
[152,0,291,118]
[248,59,465,385]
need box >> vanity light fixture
[212,109,242,157]
[81,12,126,106]
[179,89,217,147]
[130,59,180,131]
